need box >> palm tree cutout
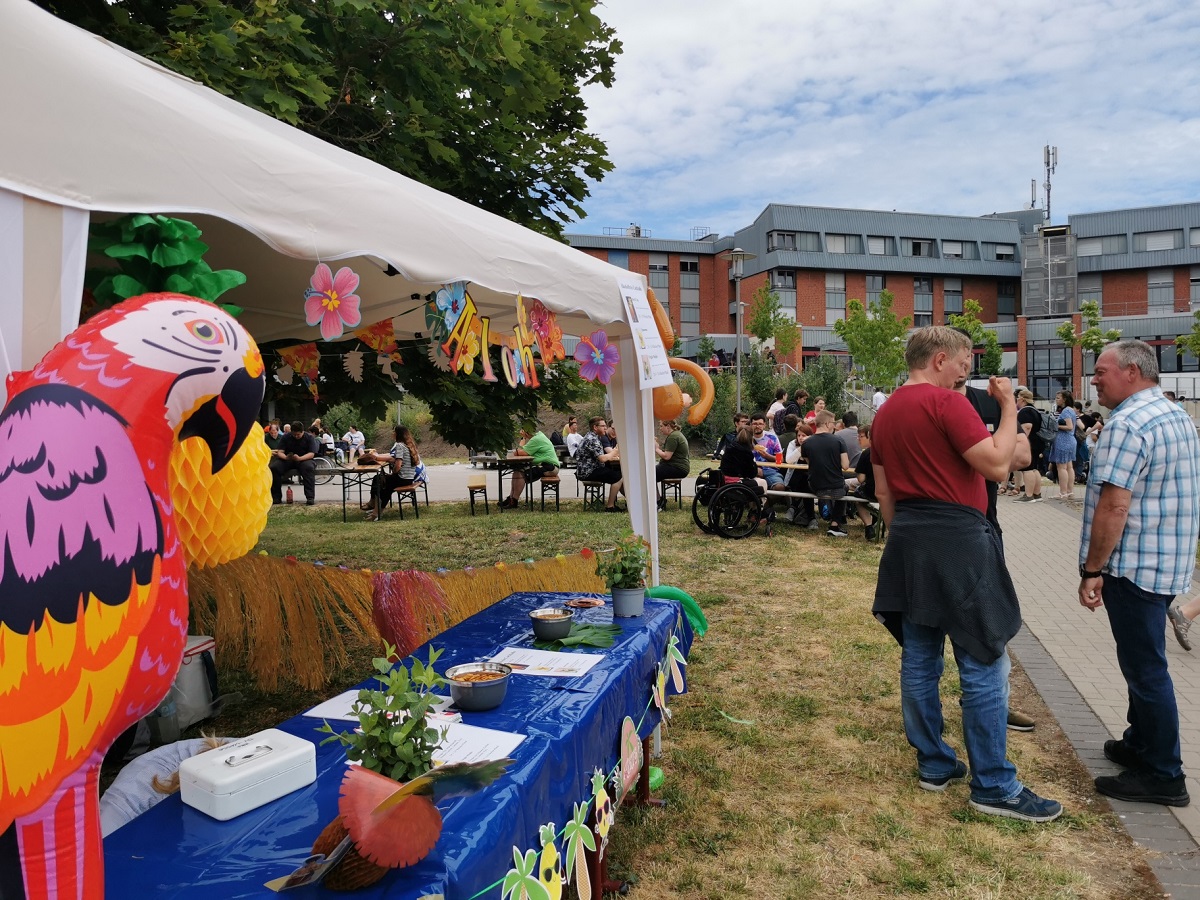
[562,801,596,900]
[502,846,550,900]
[652,661,672,731]
[666,632,687,692]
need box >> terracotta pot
[313,815,388,891]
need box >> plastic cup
[775,452,783,464]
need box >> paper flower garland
[528,299,565,363]
[574,331,619,385]
[304,263,363,341]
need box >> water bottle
[286,486,293,504]
[147,692,180,744]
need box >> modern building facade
[567,200,1200,402]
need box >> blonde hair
[814,410,835,427]
[152,733,228,795]
[905,326,971,370]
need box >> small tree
[832,289,910,389]
[746,284,800,358]
[696,335,716,364]
[1057,301,1121,402]
[948,299,1003,376]
[1175,311,1200,359]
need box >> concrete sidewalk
[999,492,1200,897]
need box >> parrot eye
[186,320,223,345]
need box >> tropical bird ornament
[0,294,269,900]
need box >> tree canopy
[746,284,800,358]
[1056,301,1121,355]
[832,289,910,388]
[39,0,621,237]
[947,299,1003,376]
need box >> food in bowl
[444,662,511,711]
[565,597,605,609]
[529,607,574,641]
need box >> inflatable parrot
[645,289,714,425]
[0,293,269,900]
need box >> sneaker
[827,527,848,538]
[1006,710,1035,732]
[969,787,1063,823]
[919,759,968,792]
[1012,494,1033,502]
[305,499,316,506]
[865,523,877,541]
[807,518,820,530]
[1095,770,1190,807]
[1103,739,1143,770]
[1168,605,1193,651]
[1029,495,1044,503]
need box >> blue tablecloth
[104,592,692,899]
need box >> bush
[800,355,849,417]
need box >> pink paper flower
[574,330,620,384]
[304,263,363,341]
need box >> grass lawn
[197,499,1159,899]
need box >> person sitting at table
[318,427,337,460]
[342,424,366,464]
[604,421,618,451]
[653,419,691,510]
[749,413,785,492]
[804,396,827,424]
[779,417,815,527]
[719,426,767,492]
[504,426,559,509]
[851,423,879,540]
[711,412,750,459]
[263,419,284,452]
[576,416,624,512]
[563,417,584,458]
[270,420,320,505]
[362,425,421,520]
[802,410,851,537]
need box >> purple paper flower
[574,330,620,384]
[304,264,362,341]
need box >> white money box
[179,729,316,821]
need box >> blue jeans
[1102,575,1182,779]
[761,467,784,488]
[900,616,1020,802]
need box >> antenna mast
[1043,144,1058,222]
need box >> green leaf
[111,274,147,300]
[104,243,151,260]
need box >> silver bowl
[529,607,574,641]
[444,662,512,711]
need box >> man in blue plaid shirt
[1079,339,1200,807]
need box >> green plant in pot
[595,530,651,617]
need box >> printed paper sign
[615,275,671,390]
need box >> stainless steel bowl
[529,607,574,641]
[444,662,512,711]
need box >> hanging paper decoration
[343,350,365,382]
[528,299,565,364]
[652,662,671,731]
[354,318,398,356]
[304,263,363,341]
[667,632,687,693]
[277,343,321,402]
[380,356,400,382]
[424,297,454,372]
[574,330,620,385]
[435,282,468,330]
[502,847,550,900]
[590,769,614,849]
[562,803,595,900]
[537,823,563,900]
[617,717,643,803]
[275,364,294,385]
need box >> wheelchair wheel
[707,483,762,539]
[691,469,718,534]
[311,455,336,485]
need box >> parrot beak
[178,367,265,474]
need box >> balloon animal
[645,288,714,425]
[0,294,268,900]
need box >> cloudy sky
[568,0,1200,240]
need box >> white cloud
[571,0,1200,237]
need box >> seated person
[576,416,624,512]
[653,419,691,510]
[851,424,879,540]
[263,419,284,451]
[801,410,851,537]
[341,425,366,463]
[711,412,749,459]
[749,413,785,490]
[719,426,767,492]
[318,429,337,459]
[504,426,559,509]
[361,425,420,520]
[269,420,320,505]
[563,417,584,457]
[804,395,827,424]
[781,419,815,526]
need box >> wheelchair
[691,468,771,539]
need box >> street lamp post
[718,247,757,413]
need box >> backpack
[773,407,787,435]
[1036,409,1060,444]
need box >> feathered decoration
[371,570,450,659]
[343,350,365,382]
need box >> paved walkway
[999,490,1200,897]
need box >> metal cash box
[179,729,316,821]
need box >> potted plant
[313,645,446,889]
[594,530,651,617]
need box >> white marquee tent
[0,0,666,575]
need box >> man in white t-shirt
[872,388,888,410]
[342,425,366,463]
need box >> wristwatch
[1079,564,1104,579]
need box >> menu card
[489,646,604,677]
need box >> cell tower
[1042,144,1058,222]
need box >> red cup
[774,451,783,464]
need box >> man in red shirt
[871,326,1062,823]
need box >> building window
[1077,235,1128,256]
[607,250,629,269]
[679,303,700,337]
[1078,272,1102,312]
[943,241,963,259]
[777,289,797,311]
[995,243,1015,261]
[1135,230,1183,252]
[1026,342,1073,402]
[767,231,796,252]
[903,238,934,258]
[866,274,885,306]
[868,236,895,256]
[943,277,963,320]
[825,273,846,325]
[680,256,699,290]
[648,253,668,272]
[1192,266,1200,305]
[997,283,1016,322]
[826,234,863,254]
[773,269,795,289]
[648,252,669,297]
[1191,229,1200,248]
[914,277,933,327]
[1148,269,1174,309]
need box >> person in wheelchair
[719,426,767,492]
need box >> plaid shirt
[1080,387,1200,595]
